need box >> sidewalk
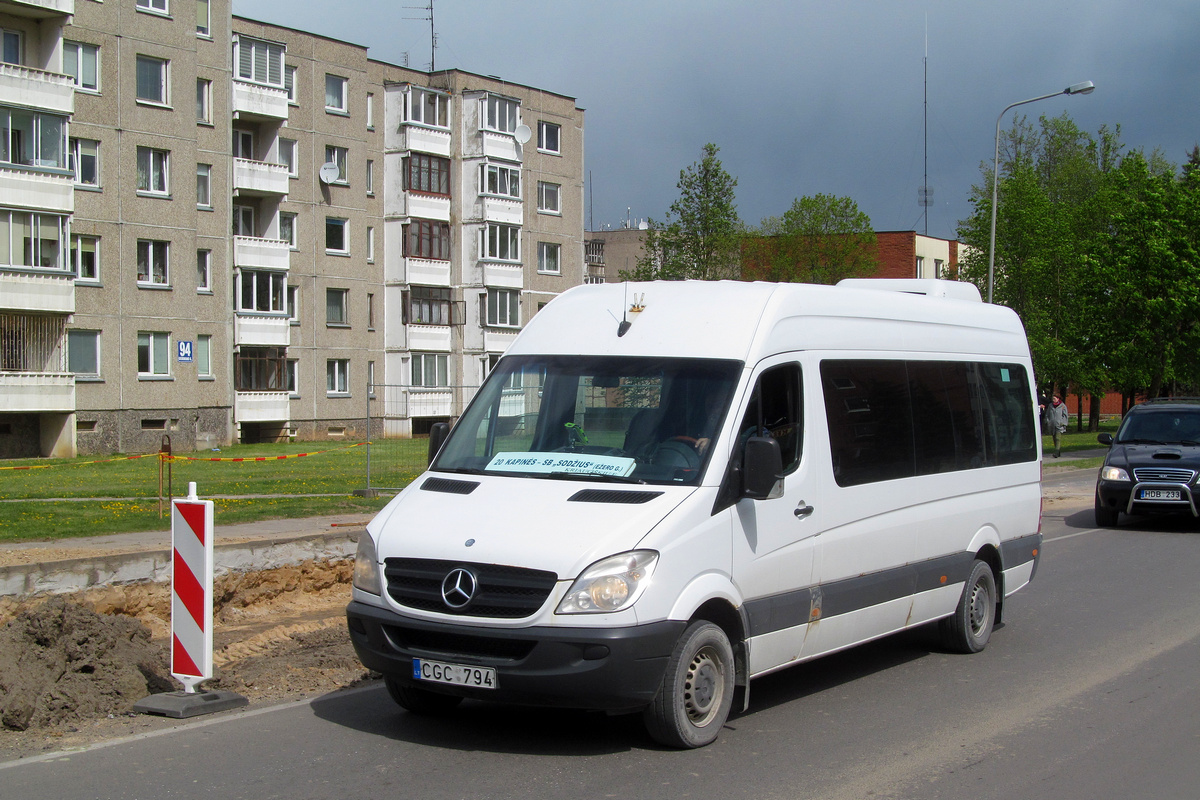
[0,513,371,599]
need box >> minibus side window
[739,363,803,475]
[821,360,914,487]
[976,363,1037,465]
[910,361,985,473]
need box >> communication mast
[404,1,436,71]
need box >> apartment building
[0,0,585,457]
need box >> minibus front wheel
[940,559,997,654]
[643,621,735,749]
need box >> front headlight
[353,532,382,595]
[1101,466,1131,482]
[556,550,659,614]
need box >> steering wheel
[651,439,701,471]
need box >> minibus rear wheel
[940,559,996,654]
[643,621,735,749]
[384,674,464,714]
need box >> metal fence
[364,382,480,491]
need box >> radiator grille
[384,558,557,618]
[1133,467,1196,483]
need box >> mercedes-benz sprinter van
[347,279,1043,748]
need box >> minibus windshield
[433,355,743,485]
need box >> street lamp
[987,81,1095,303]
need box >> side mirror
[742,436,783,500]
[428,422,451,465]
[1097,432,1113,447]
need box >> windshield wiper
[547,471,646,484]
[436,466,487,475]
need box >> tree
[622,144,741,281]
[745,194,877,284]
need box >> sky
[233,0,1200,241]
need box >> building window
[196,78,211,122]
[233,128,253,159]
[70,138,99,187]
[280,212,297,248]
[196,249,210,291]
[237,269,286,313]
[2,29,21,65]
[486,288,519,327]
[287,285,299,324]
[135,55,169,105]
[196,0,210,36]
[326,288,348,325]
[136,147,169,195]
[0,108,67,170]
[0,210,66,269]
[136,239,169,286]
[405,286,452,325]
[484,94,519,134]
[286,358,298,395]
[137,0,169,12]
[233,205,254,237]
[538,241,560,274]
[325,218,348,253]
[914,256,924,278]
[934,258,945,279]
[366,92,374,129]
[196,163,211,208]
[366,226,375,263]
[367,292,375,329]
[538,121,561,154]
[481,163,520,199]
[537,181,561,214]
[324,145,348,183]
[235,346,286,391]
[365,159,374,194]
[68,330,100,377]
[326,359,350,394]
[405,220,450,260]
[278,138,297,177]
[411,353,449,387]
[484,223,520,262]
[236,36,285,88]
[137,331,170,377]
[325,74,347,113]
[63,42,99,92]
[72,235,99,282]
[406,87,449,128]
[406,153,451,195]
[196,334,212,377]
[284,64,297,102]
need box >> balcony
[482,261,523,289]
[0,62,74,115]
[0,164,74,214]
[233,158,289,197]
[479,130,521,162]
[407,324,451,352]
[483,328,518,354]
[400,192,451,221]
[232,79,289,122]
[233,236,290,270]
[0,270,74,314]
[234,313,290,347]
[0,372,73,412]
[397,124,451,157]
[234,391,290,423]
[0,0,73,19]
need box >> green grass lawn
[0,440,429,544]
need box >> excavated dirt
[0,558,371,760]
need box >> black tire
[383,674,463,715]
[939,559,997,654]
[643,621,735,749]
[1094,492,1119,527]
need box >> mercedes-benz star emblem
[441,568,478,609]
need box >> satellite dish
[514,124,531,144]
[318,162,341,184]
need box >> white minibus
[347,279,1043,748]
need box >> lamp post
[987,80,1095,303]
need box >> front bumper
[346,601,686,712]
[1096,480,1199,517]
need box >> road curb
[0,529,361,599]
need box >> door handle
[794,502,814,519]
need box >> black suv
[1095,398,1200,526]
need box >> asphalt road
[5,473,1199,800]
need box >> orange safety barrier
[0,453,160,471]
[166,442,368,463]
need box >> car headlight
[353,532,382,595]
[1101,466,1130,482]
[556,550,658,614]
